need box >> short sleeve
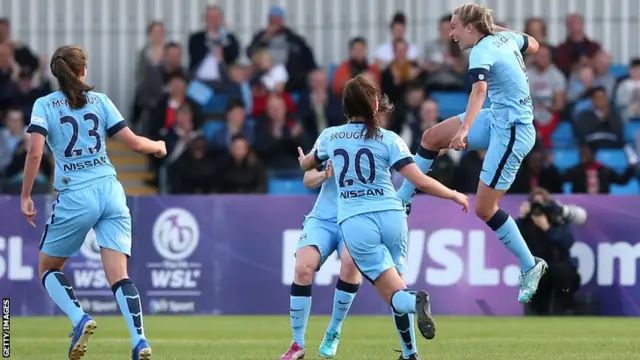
[514,33,529,53]
[388,135,414,171]
[102,95,127,137]
[313,129,330,163]
[468,44,493,83]
[26,99,49,136]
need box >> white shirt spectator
[261,63,288,91]
[528,64,566,125]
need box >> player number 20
[333,148,376,187]
[59,113,102,158]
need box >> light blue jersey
[469,31,533,126]
[27,91,126,192]
[305,161,338,223]
[314,123,413,223]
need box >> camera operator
[517,188,586,315]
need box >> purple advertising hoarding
[1,195,639,317]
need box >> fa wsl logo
[147,208,201,313]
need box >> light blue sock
[290,283,312,348]
[113,279,146,348]
[487,209,536,271]
[397,147,439,203]
[392,310,418,358]
[327,279,359,333]
[42,270,86,327]
[391,289,416,314]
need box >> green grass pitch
[10,315,640,359]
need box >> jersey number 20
[60,113,102,158]
[333,148,376,187]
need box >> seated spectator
[454,150,485,194]
[0,107,25,174]
[591,50,616,96]
[615,58,640,121]
[423,14,453,72]
[574,86,624,150]
[210,100,254,151]
[374,12,419,69]
[135,21,165,85]
[523,18,551,66]
[218,135,268,194]
[132,42,186,128]
[254,95,304,170]
[564,145,636,194]
[555,14,601,76]
[3,135,52,194]
[228,64,253,113]
[189,5,239,85]
[567,65,595,115]
[332,37,380,96]
[517,188,582,315]
[168,136,217,194]
[0,18,39,73]
[162,104,202,168]
[298,69,343,144]
[250,50,296,118]
[528,43,566,148]
[381,39,424,104]
[246,6,317,92]
[149,72,202,142]
[391,82,426,142]
[424,38,467,92]
[7,67,52,119]
[407,98,440,152]
[511,146,564,194]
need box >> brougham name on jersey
[340,188,384,199]
[329,131,384,141]
[63,156,108,172]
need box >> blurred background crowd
[1,4,640,196]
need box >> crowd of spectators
[0,6,639,195]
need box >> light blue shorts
[39,177,132,258]
[339,210,407,282]
[297,217,344,269]
[458,109,536,190]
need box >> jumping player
[281,160,361,360]
[395,3,548,303]
[21,45,165,360]
[298,75,469,360]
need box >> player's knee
[421,126,444,150]
[474,201,496,222]
[294,260,316,283]
[339,254,360,279]
[37,253,67,279]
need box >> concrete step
[117,171,155,182]
[110,155,148,167]
[124,185,158,196]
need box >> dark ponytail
[50,45,94,110]
[342,74,394,139]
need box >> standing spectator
[332,37,380,96]
[218,135,268,194]
[391,82,426,140]
[555,14,601,76]
[0,18,39,72]
[149,73,202,141]
[0,107,25,174]
[210,100,254,151]
[574,87,624,150]
[374,12,419,69]
[511,147,564,194]
[591,50,616,96]
[0,44,19,109]
[247,6,317,92]
[424,38,467,92]
[168,136,218,194]
[423,14,454,72]
[564,145,636,194]
[228,64,253,113]
[188,5,240,78]
[567,65,595,115]
[523,18,551,66]
[615,58,640,121]
[298,69,343,143]
[528,43,566,148]
[162,104,202,168]
[380,39,423,104]
[135,21,166,85]
[132,42,186,128]
[254,95,305,170]
[250,50,296,118]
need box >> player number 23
[333,148,376,187]
[59,113,102,158]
